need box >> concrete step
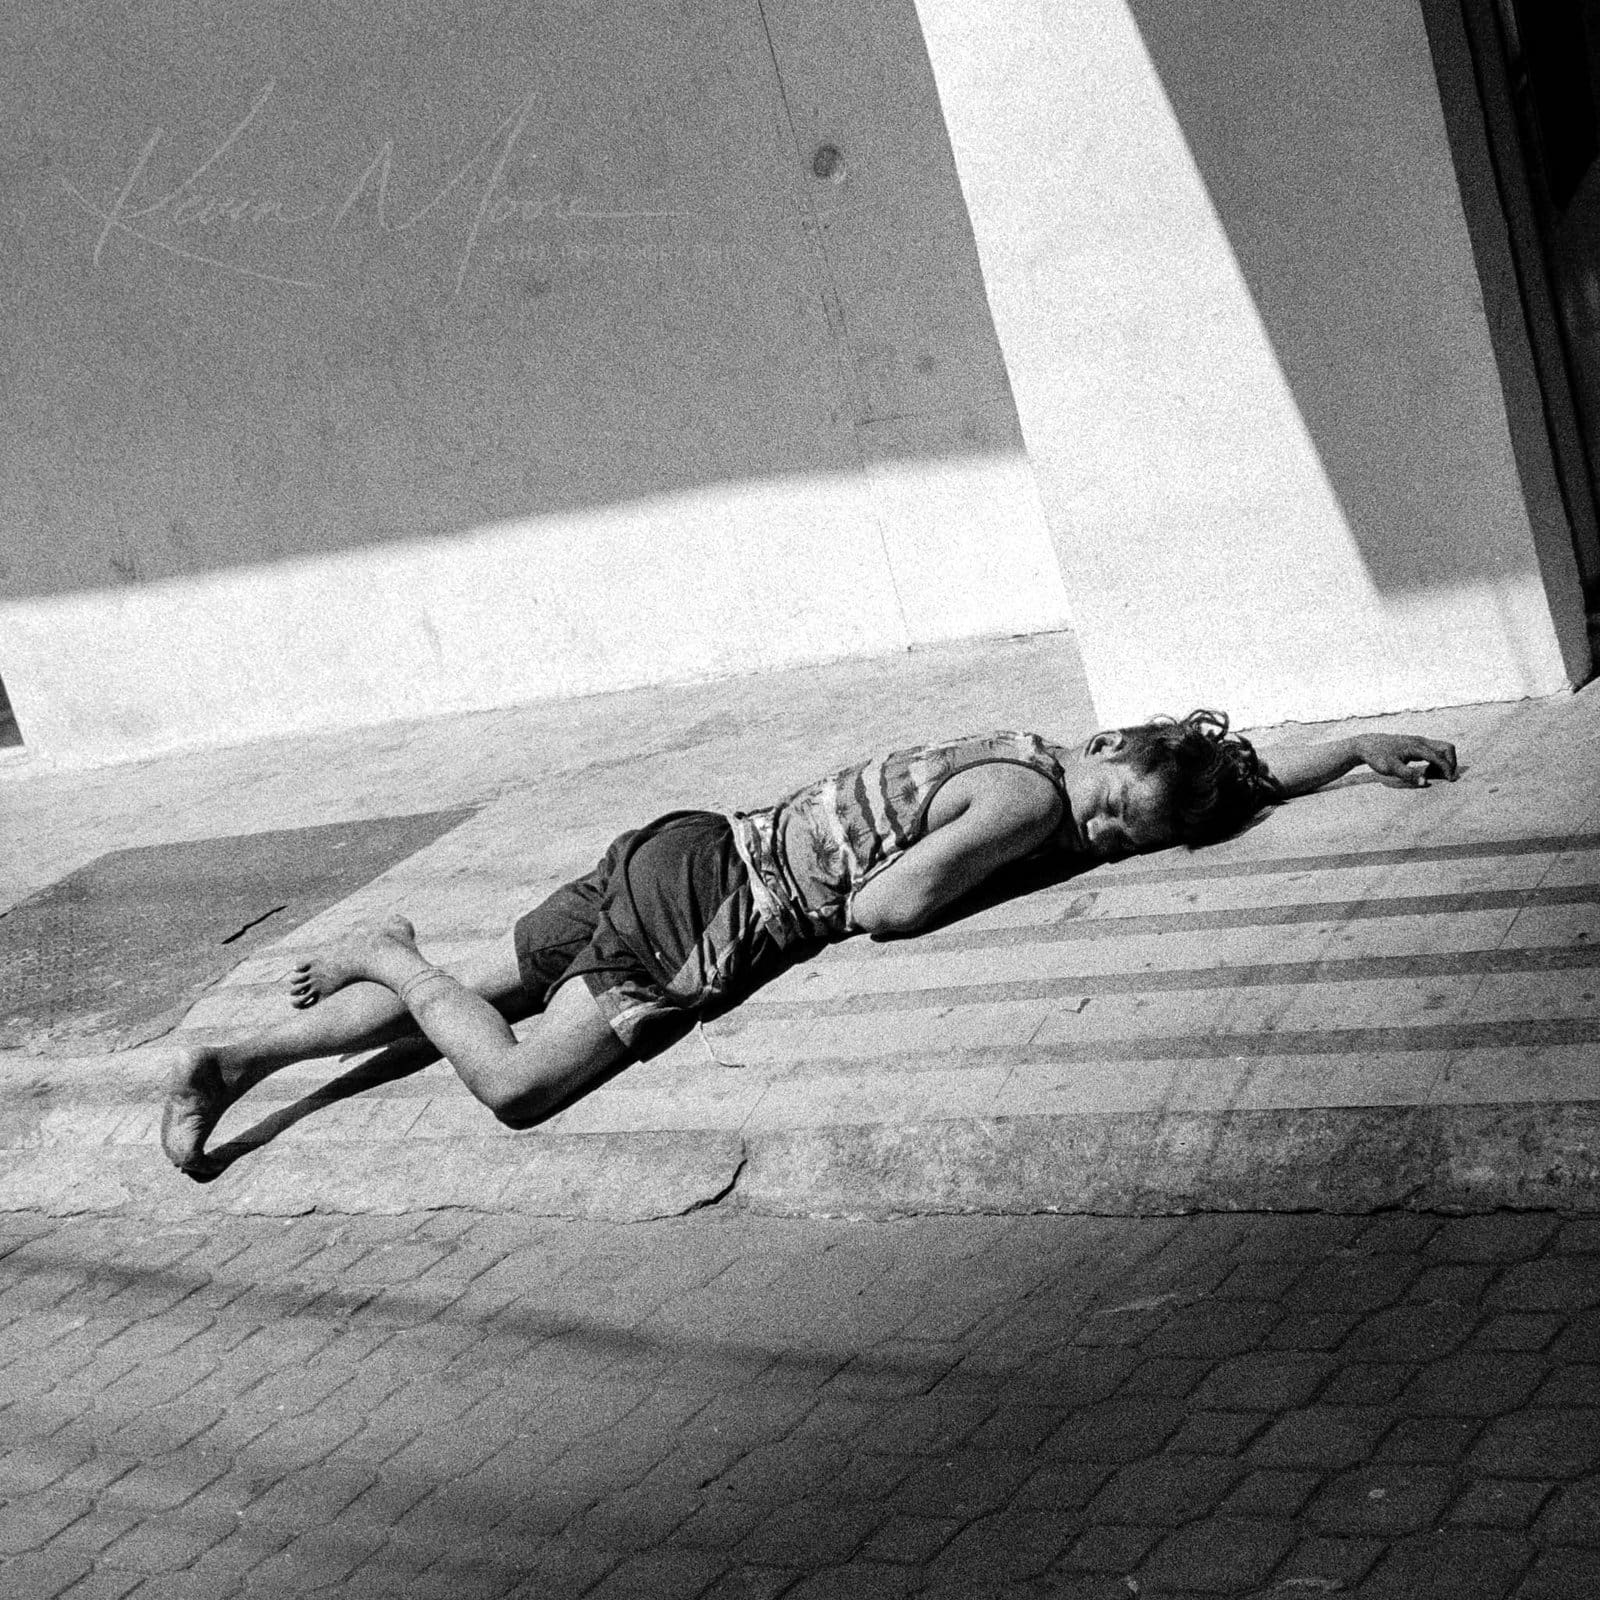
[3,634,1598,1222]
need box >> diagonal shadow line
[193,1025,650,1181]
[0,1233,1175,1561]
[739,942,1600,1019]
[899,882,1600,954]
[197,1038,444,1179]
[0,1230,1139,1388]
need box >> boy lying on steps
[161,712,1457,1177]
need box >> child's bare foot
[288,915,420,1008]
[160,1044,233,1179]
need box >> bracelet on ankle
[398,968,453,1006]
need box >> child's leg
[160,939,532,1176]
[286,916,631,1129]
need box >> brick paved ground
[2,1205,1598,1599]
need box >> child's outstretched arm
[1261,734,1458,799]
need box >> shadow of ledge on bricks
[2,1102,1598,1220]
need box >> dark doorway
[0,673,21,748]
[1459,0,1600,610]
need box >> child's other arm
[1262,734,1458,800]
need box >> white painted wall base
[2,454,1069,766]
[3,0,1070,767]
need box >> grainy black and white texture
[2,1207,1597,1599]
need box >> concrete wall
[916,0,1590,729]
[7,0,1591,768]
[0,0,1069,764]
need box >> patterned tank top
[729,730,1072,944]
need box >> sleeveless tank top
[729,730,1071,944]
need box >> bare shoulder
[926,762,1063,835]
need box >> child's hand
[1352,734,1458,786]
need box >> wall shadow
[1,0,1020,601]
[1125,0,1538,590]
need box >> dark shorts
[513,811,790,1054]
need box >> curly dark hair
[1112,710,1286,848]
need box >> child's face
[1074,761,1173,861]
